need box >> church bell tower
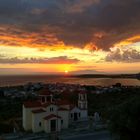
[78,91,88,110]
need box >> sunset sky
[0,0,140,75]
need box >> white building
[23,89,88,133]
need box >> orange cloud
[115,35,140,47]
[0,25,68,50]
[84,43,100,51]
[0,56,80,64]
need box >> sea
[0,75,140,87]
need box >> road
[60,131,112,140]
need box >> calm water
[0,75,140,87]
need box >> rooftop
[32,108,46,113]
[23,101,42,108]
[42,102,56,108]
[57,100,71,105]
[44,114,61,120]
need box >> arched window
[50,107,54,112]
[42,96,45,103]
[84,94,86,100]
[39,122,41,127]
[79,113,81,117]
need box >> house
[22,88,88,133]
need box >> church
[22,89,88,133]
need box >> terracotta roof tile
[44,114,61,120]
[42,102,56,108]
[23,101,42,108]
[57,100,71,105]
[32,108,46,113]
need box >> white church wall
[23,106,40,131]
[44,120,49,133]
[45,104,58,115]
[58,111,69,129]
[70,107,81,122]
[80,110,88,120]
[32,112,46,133]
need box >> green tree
[109,96,140,140]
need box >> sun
[65,70,68,74]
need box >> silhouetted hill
[72,73,140,79]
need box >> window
[71,113,73,118]
[79,103,81,108]
[84,94,86,100]
[42,96,45,103]
[47,96,51,102]
[79,113,81,117]
[39,122,41,127]
[50,107,54,112]
[61,120,63,124]
[83,103,86,109]
[79,95,81,100]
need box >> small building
[22,89,88,133]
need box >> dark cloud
[0,56,80,64]
[0,0,140,50]
[106,48,140,62]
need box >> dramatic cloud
[62,0,100,13]
[0,56,80,64]
[0,0,140,50]
[106,48,140,62]
[0,25,65,49]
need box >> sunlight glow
[65,70,68,74]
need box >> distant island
[71,73,140,79]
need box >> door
[50,120,56,132]
[74,113,78,121]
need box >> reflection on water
[0,75,140,87]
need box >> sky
[0,0,140,75]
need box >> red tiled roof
[32,108,46,113]
[23,101,42,108]
[44,114,61,120]
[42,102,56,108]
[58,107,68,111]
[57,100,71,105]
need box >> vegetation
[0,98,23,121]
[109,96,140,140]
[87,87,140,140]
[0,94,39,133]
[0,122,13,134]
